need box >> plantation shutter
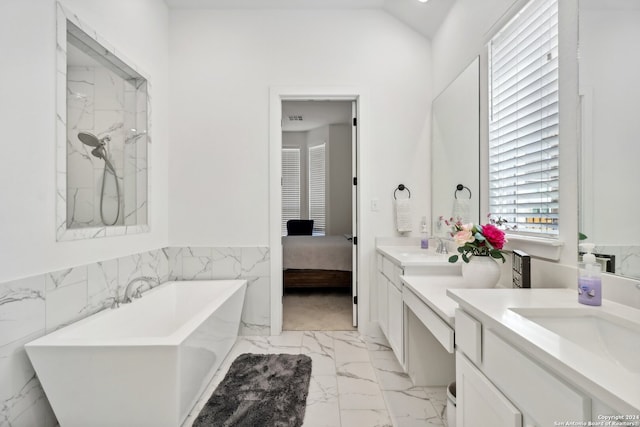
[308,144,326,235]
[282,148,301,235]
[488,0,559,236]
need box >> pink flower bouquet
[443,216,508,263]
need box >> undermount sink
[510,307,640,373]
[377,244,461,274]
[395,249,448,261]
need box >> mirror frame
[55,3,151,241]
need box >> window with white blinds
[282,148,301,236]
[489,0,559,236]
[308,144,326,235]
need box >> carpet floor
[193,353,312,427]
[283,290,356,331]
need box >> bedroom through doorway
[281,100,357,331]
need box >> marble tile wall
[0,245,270,426]
[67,66,130,228]
[593,244,640,279]
[168,247,271,336]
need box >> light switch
[371,199,379,211]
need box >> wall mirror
[56,4,150,241]
[578,0,640,279]
[431,56,480,236]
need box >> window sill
[504,234,564,261]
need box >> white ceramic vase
[461,255,501,288]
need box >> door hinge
[353,236,357,245]
[353,177,357,185]
[353,296,358,304]
[353,117,357,126]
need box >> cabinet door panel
[457,352,522,427]
[483,330,590,426]
[388,282,403,364]
[455,308,482,363]
[377,272,388,336]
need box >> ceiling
[282,101,352,132]
[163,0,454,39]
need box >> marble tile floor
[183,328,448,427]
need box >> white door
[351,101,358,327]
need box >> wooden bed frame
[283,269,352,289]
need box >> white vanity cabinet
[455,308,591,427]
[376,253,405,365]
[375,241,462,378]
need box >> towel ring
[394,184,411,199]
[454,184,472,199]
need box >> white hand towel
[452,199,471,224]
[395,198,412,233]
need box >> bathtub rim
[25,279,247,348]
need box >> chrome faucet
[122,276,158,304]
[436,237,449,255]
[107,295,121,309]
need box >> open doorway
[280,100,357,331]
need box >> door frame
[269,86,363,335]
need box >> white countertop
[401,275,466,327]
[447,288,640,414]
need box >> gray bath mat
[193,353,312,427]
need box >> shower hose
[100,157,120,226]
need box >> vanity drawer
[455,309,482,364]
[483,330,590,426]
[382,256,394,281]
[391,265,404,290]
[404,287,454,352]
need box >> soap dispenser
[578,243,601,306]
[420,216,429,249]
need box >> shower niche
[56,4,150,240]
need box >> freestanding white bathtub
[25,280,247,427]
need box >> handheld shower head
[78,132,103,148]
[76,131,120,226]
[78,132,113,162]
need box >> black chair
[287,219,314,236]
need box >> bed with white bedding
[282,235,353,289]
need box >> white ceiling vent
[288,115,303,121]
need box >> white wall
[431,0,528,96]
[0,0,169,283]
[169,9,431,244]
[168,9,432,324]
